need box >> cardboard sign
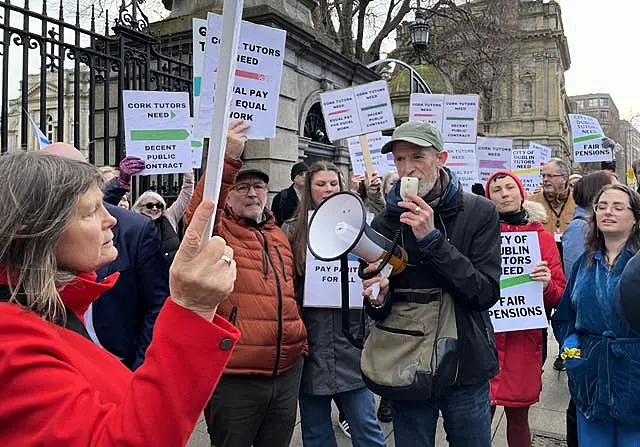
[347,132,393,176]
[192,18,207,120]
[123,90,192,175]
[191,136,204,169]
[304,211,373,308]
[568,114,611,163]
[476,137,512,182]
[197,13,286,139]
[444,142,478,191]
[511,148,541,193]
[320,80,394,142]
[530,142,552,164]
[442,95,479,144]
[489,231,547,333]
[409,93,445,129]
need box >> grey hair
[547,158,571,176]
[382,169,398,192]
[131,191,166,214]
[0,151,103,322]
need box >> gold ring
[414,206,421,214]
[220,255,232,266]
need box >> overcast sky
[558,0,640,121]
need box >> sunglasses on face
[144,202,164,210]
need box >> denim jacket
[552,247,640,426]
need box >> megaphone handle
[369,264,393,301]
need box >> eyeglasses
[541,173,565,179]
[593,203,632,213]
[144,202,164,210]
[231,182,268,194]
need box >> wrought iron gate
[0,0,193,199]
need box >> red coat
[490,203,566,407]
[0,272,239,446]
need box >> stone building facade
[152,0,379,193]
[391,0,572,159]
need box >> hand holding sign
[225,120,250,160]
[530,260,551,290]
[399,193,435,240]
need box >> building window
[576,100,584,109]
[600,110,609,120]
[520,79,533,113]
[588,98,599,107]
[600,98,609,107]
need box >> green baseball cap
[380,121,445,154]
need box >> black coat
[366,176,501,387]
[271,184,299,227]
[94,204,169,370]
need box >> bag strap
[0,285,92,341]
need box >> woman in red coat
[0,148,240,446]
[485,170,566,446]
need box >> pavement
[188,333,570,447]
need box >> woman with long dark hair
[553,184,640,445]
[283,161,386,447]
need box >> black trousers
[205,358,303,447]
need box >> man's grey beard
[418,177,437,197]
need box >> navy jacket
[94,204,169,370]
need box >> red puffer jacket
[185,158,308,376]
[490,201,566,407]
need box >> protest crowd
[3,14,640,447]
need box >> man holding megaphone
[359,121,502,447]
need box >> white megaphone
[308,192,407,277]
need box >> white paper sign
[568,114,610,163]
[320,81,395,141]
[191,136,204,169]
[409,94,445,129]
[197,13,286,139]
[530,142,552,164]
[476,137,512,182]
[192,18,207,120]
[511,148,541,194]
[123,90,192,175]
[442,95,479,143]
[444,142,478,191]
[347,132,393,176]
[304,211,373,308]
[489,232,546,332]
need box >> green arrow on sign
[130,129,190,141]
[500,274,533,289]
[191,140,203,148]
[170,111,176,119]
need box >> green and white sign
[569,113,611,163]
[488,231,546,333]
[123,90,193,175]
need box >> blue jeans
[391,382,491,447]
[578,409,640,446]
[299,387,386,447]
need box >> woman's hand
[362,263,389,306]
[351,174,365,193]
[530,260,551,290]
[226,120,250,160]
[367,171,382,194]
[170,200,237,320]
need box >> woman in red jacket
[485,170,566,446]
[0,149,239,446]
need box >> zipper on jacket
[274,245,287,282]
[258,228,284,376]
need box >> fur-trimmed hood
[523,200,548,224]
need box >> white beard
[418,177,437,197]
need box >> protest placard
[409,93,445,129]
[476,137,512,182]
[197,12,286,139]
[511,148,541,193]
[568,114,611,163]
[303,211,373,308]
[530,142,552,164]
[123,90,192,175]
[192,18,207,119]
[442,95,479,144]
[444,142,478,191]
[320,81,395,142]
[489,231,547,333]
[191,136,204,169]
[347,132,393,176]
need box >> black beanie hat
[290,162,308,181]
